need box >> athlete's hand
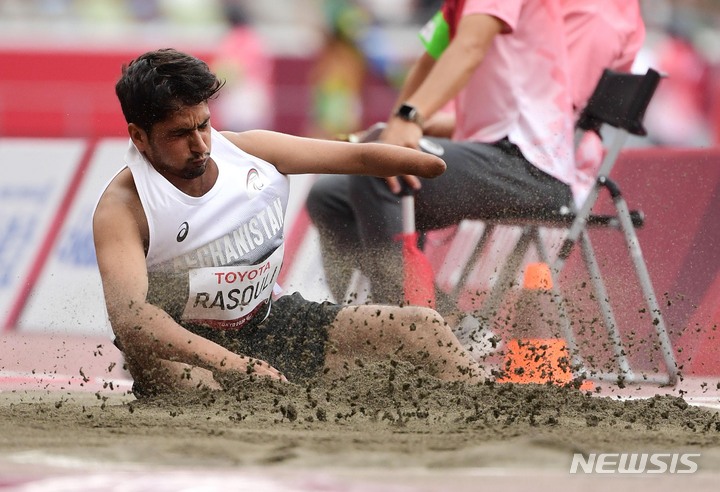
[217,355,288,384]
[243,357,288,381]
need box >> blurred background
[0,0,719,144]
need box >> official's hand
[385,174,421,195]
[381,118,423,150]
[423,112,456,138]
[381,119,424,194]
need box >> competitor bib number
[182,245,284,329]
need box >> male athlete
[93,48,487,396]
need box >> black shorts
[185,292,342,382]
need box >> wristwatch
[394,103,424,127]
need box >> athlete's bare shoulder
[219,129,269,150]
[95,167,145,220]
[98,167,137,205]
[220,129,289,152]
[94,167,149,247]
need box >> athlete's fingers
[251,359,288,382]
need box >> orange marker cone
[499,262,592,389]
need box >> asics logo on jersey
[177,221,189,242]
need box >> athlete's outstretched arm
[221,130,446,178]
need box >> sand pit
[1,355,720,491]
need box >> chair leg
[520,226,596,382]
[611,188,679,385]
[450,223,496,300]
[552,176,679,386]
[476,226,534,327]
[578,229,634,379]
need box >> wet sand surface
[1,329,719,491]
[1,360,720,491]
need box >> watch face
[397,104,419,123]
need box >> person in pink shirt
[563,0,646,205]
[563,0,645,113]
[306,0,576,307]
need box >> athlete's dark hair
[115,48,224,133]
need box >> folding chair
[443,68,679,386]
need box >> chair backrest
[576,68,662,136]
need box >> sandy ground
[1,334,720,491]
[1,362,720,491]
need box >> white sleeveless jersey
[125,128,289,330]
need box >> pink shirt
[563,0,645,112]
[451,0,576,187]
[563,0,645,205]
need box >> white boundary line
[0,370,132,393]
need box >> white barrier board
[0,139,85,329]
[19,139,127,335]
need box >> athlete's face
[130,102,213,181]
